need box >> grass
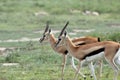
[0,0,120,80]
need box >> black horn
[43,21,49,34]
[58,21,69,38]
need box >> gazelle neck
[48,33,57,48]
[64,36,77,55]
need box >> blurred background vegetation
[0,0,119,80]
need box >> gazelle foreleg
[74,62,81,80]
[73,60,86,80]
[61,54,67,80]
[71,57,87,78]
[71,57,77,71]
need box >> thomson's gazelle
[39,22,102,80]
[55,23,120,80]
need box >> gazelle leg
[114,56,120,70]
[74,61,86,80]
[99,60,103,77]
[95,60,103,78]
[88,62,97,80]
[71,57,77,71]
[110,61,118,80]
[71,57,86,78]
[61,54,67,80]
[112,60,119,80]
[74,62,81,80]
[105,58,119,80]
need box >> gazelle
[55,22,120,80]
[39,22,102,80]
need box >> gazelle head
[57,31,68,46]
[39,21,51,43]
[55,21,69,47]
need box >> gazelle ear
[49,28,51,33]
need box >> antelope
[55,22,120,80]
[39,22,103,80]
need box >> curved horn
[58,21,69,37]
[43,21,49,34]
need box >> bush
[107,32,120,42]
[5,52,20,63]
[90,32,120,42]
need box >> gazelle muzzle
[39,35,46,43]
[39,37,44,43]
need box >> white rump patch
[114,49,120,65]
[115,56,120,66]
[116,48,120,57]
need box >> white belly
[85,52,104,62]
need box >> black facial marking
[82,47,105,60]
[43,35,45,37]
[59,38,61,41]
[64,50,68,55]
[55,39,61,47]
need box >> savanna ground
[0,0,120,80]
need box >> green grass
[0,46,119,80]
[0,0,120,80]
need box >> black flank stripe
[82,47,105,59]
[64,43,86,55]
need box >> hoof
[84,77,86,80]
[90,76,93,78]
[61,78,64,80]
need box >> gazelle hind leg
[114,57,120,70]
[111,60,119,80]
[105,58,119,80]
[61,55,67,80]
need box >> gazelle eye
[59,38,61,41]
[43,35,46,37]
